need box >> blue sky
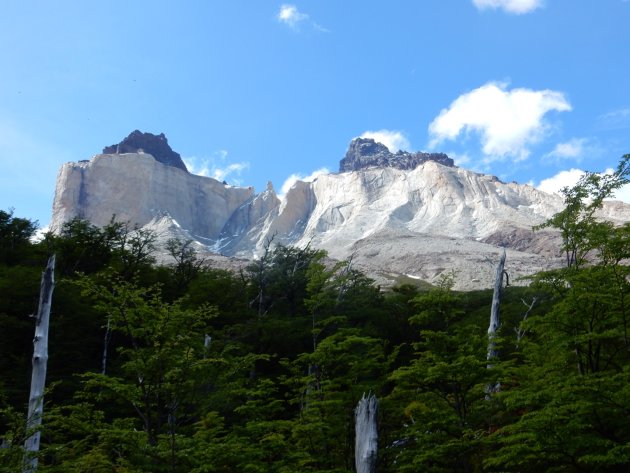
[2,0,630,226]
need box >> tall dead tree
[486,249,506,395]
[355,393,378,473]
[515,297,537,349]
[23,255,56,473]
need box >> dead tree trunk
[355,393,378,473]
[515,297,537,349]
[23,255,56,473]
[101,316,112,374]
[486,249,506,395]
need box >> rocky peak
[339,137,454,172]
[103,130,188,172]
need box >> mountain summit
[340,137,454,172]
[102,130,188,172]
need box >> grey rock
[339,137,454,172]
[103,130,188,172]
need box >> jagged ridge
[340,137,454,172]
[103,130,188,172]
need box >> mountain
[51,133,630,290]
[102,130,188,172]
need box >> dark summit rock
[339,137,454,173]
[103,130,188,172]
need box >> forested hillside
[1,156,630,472]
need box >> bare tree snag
[355,393,378,473]
[515,297,537,349]
[486,249,506,395]
[101,315,112,374]
[23,254,56,473]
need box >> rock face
[51,137,630,290]
[102,130,188,172]
[51,153,253,239]
[239,163,569,289]
[339,137,454,172]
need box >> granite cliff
[52,147,252,239]
[51,132,630,290]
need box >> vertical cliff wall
[52,153,254,239]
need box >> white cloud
[277,4,329,32]
[601,168,630,203]
[32,226,49,242]
[472,0,543,14]
[428,82,571,162]
[279,167,329,197]
[359,129,410,152]
[544,138,587,160]
[537,168,585,195]
[537,168,630,203]
[183,151,249,185]
[277,4,309,29]
[614,185,630,203]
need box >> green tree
[165,238,205,295]
[47,217,156,278]
[384,274,497,472]
[247,243,323,319]
[387,328,493,472]
[0,208,38,265]
[487,155,630,472]
[285,329,386,472]
[56,276,218,472]
[535,154,630,269]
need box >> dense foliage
[1,155,629,472]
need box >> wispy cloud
[544,138,588,160]
[277,4,329,32]
[183,150,250,185]
[428,81,571,162]
[279,167,329,198]
[597,108,630,131]
[472,0,544,14]
[359,129,410,152]
[212,163,250,183]
[446,151,472,167]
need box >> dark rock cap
[103,130,188,172]
[340,137,454,173]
